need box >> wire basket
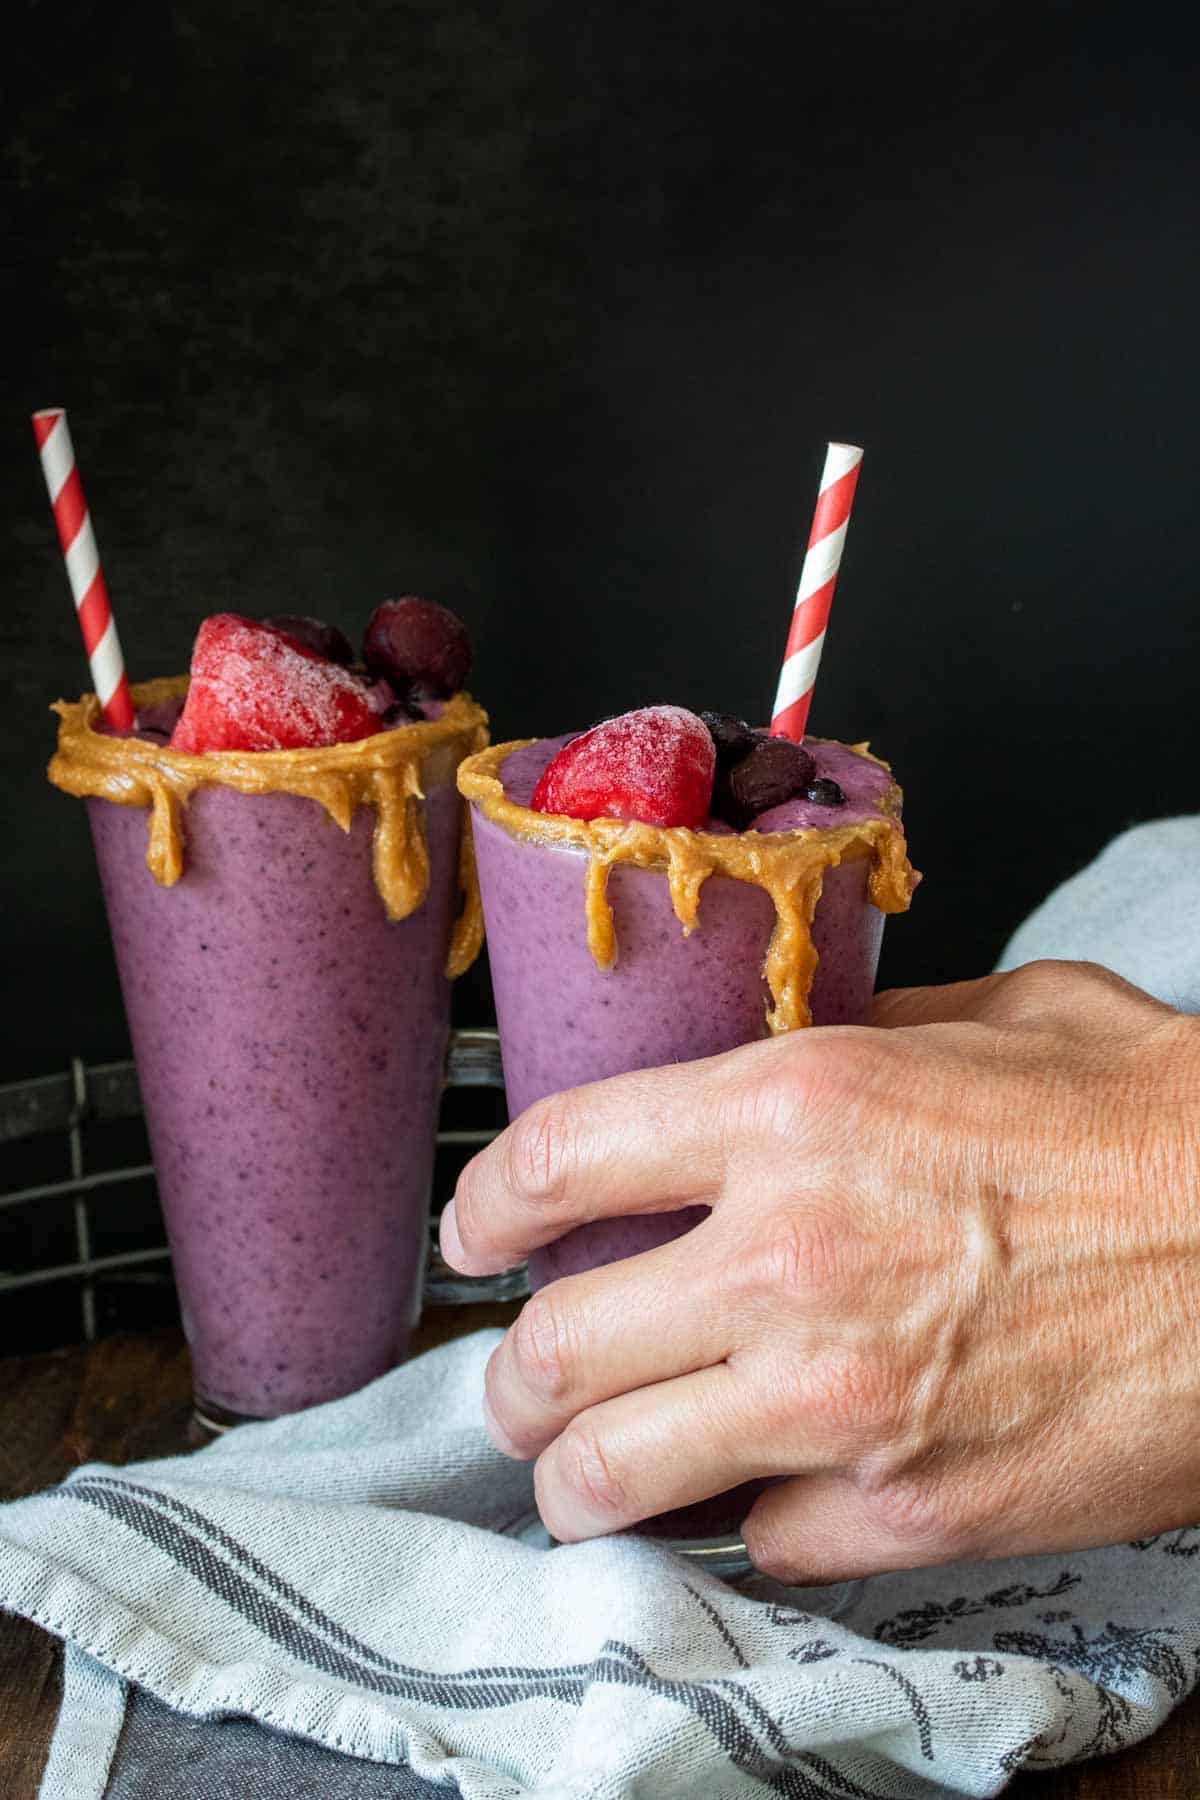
[0,1027,524,1359]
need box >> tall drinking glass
[50,677,487,1425]
[459,731,917,1573]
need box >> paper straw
[32,408,134,730]
[769,441,863,742]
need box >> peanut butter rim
[457,736,919,1034]
[49,676,489,978]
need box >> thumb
[870,974,1008,1029]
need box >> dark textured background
[4,0,1199,1085]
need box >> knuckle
[1066,958,1119,989]
[553,1419,629,1522]
[1004,958,1070,1005]
[861,1470,975,1558]
[746,1034,877,1140]
[993,958,1151,1041]
[1062,958,1152,1012]
[503,1098,577,1212]
[1002,958,1102,1013]
[724,1057,809,1145]
[1003,956,1057,989]
[508,1291,577,1406]
[719,1038,873,1195]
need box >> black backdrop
[4,0,1198,1083]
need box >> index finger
[442,1037,784,1277]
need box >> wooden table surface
[3,1326,1200,1799]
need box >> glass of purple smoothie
[458,718,916,1571]
[49,658,488,1427]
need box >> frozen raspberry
[362,597,472,698]
[170,615,384,753]
[262,614,354,665]
[531,706,715,829]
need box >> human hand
[441,961,1200,1581]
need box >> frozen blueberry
[805,777,846,807]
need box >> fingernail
[440,1199,466,1269]
[481,1388,521,1459]
[536,1443,622,1543]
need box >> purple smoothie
[80,701,471,1421]
[466,730,906,1547]
[471,734,897,1288]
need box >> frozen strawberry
[170,614,384,753]
[531,706,715,829]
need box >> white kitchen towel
[996,814,1200,1012]
[4,1334,1200,1800]
[1,812,1197,1800]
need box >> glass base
[646,1531,864,1615]
[668,1533,754,1579]
[505,1512,861,1612]
[736,1568,866,1618]
[192,1396,262,1435]
[424,1230,530,1305]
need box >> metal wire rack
[0,1026,524,1353]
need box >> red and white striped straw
[769,441,863,743]
[32,408,134,730]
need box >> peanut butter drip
[458,739,919,1033]
[49,677,489,975]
